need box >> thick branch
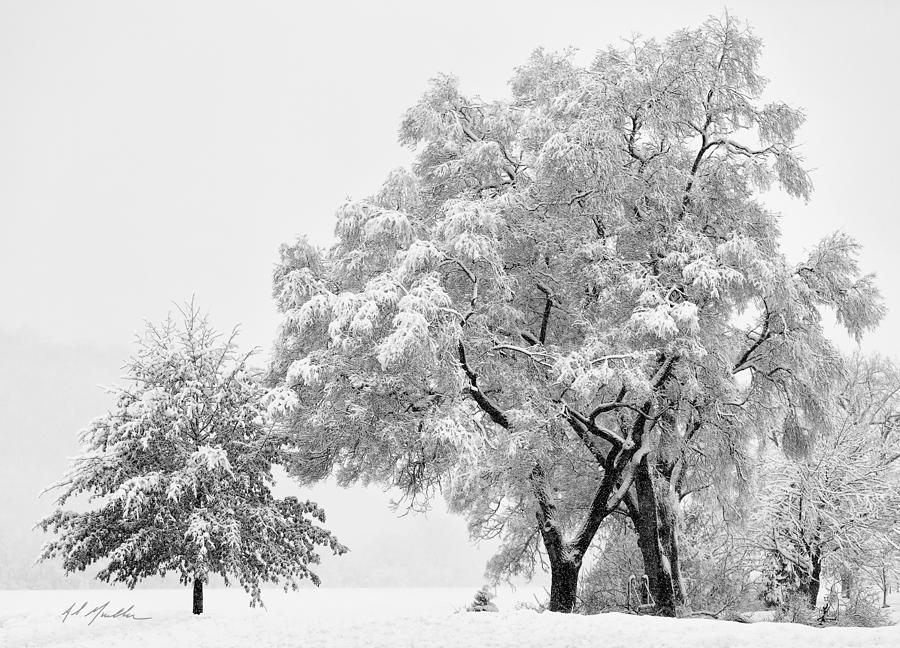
[589,386,629,421]
[571,428,651,556]
[564,411,607,464]
[539,297,552,344]
[571,450,623,556]
[490,344,553,368]
[457,342,510,429]
[566,406,627,449]
[651,353,679,390]
[733,302,772,373]
[531,463,567,564]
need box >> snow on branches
[38,304,346,607]
[753,354,900,606]
[270,14,883,612]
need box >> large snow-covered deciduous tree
[270,15,881,614]
[38,305,346,614]
[754,354,900,609]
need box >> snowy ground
[2,587,900,648]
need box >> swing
[627,574,656,613]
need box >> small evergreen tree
[37,303,346,613]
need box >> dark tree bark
[532,407,636,614]
[533,463,591,614]
[631,458,678,616]
[192,577,203,615]
[807,549,822,608]
[625,356,683,616]
[655,484,685,605]
[548,556,582,613]
[796,547,823,608]
[460,344,671,616]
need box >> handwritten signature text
[61,601,152,625]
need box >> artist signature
[61,601,152,625]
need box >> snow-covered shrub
[466,587,499,612]
[771,591,818,625]
[769,589,890,628]
[758,560,794,609]
[832,591,891,628]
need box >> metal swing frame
[626,574,656,613]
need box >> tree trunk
[841,568,852,599]
[656,485,685,605]
[548,558,581,613]
[531,461,601,615]
[192,577,203,615]
[807,549,822,608]
[632,458,677,616]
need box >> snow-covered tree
[38,304,346,614]
[270,15,881,614]
[754,354,900,608]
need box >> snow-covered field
[2,587,900,648]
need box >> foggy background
[1,0,898,588]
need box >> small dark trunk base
[193,577,203,615]
[808,556,822,609]
[548,560,581,613]
[798,551,823,609]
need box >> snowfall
[3,586,900,648]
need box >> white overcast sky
[2,0,898,587]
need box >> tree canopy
[754,353,900,608]
[38,304,346,611]
[270,14,883,613]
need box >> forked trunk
[531,461,602,615]
[548,558,581,613]
[192,577,204,615]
